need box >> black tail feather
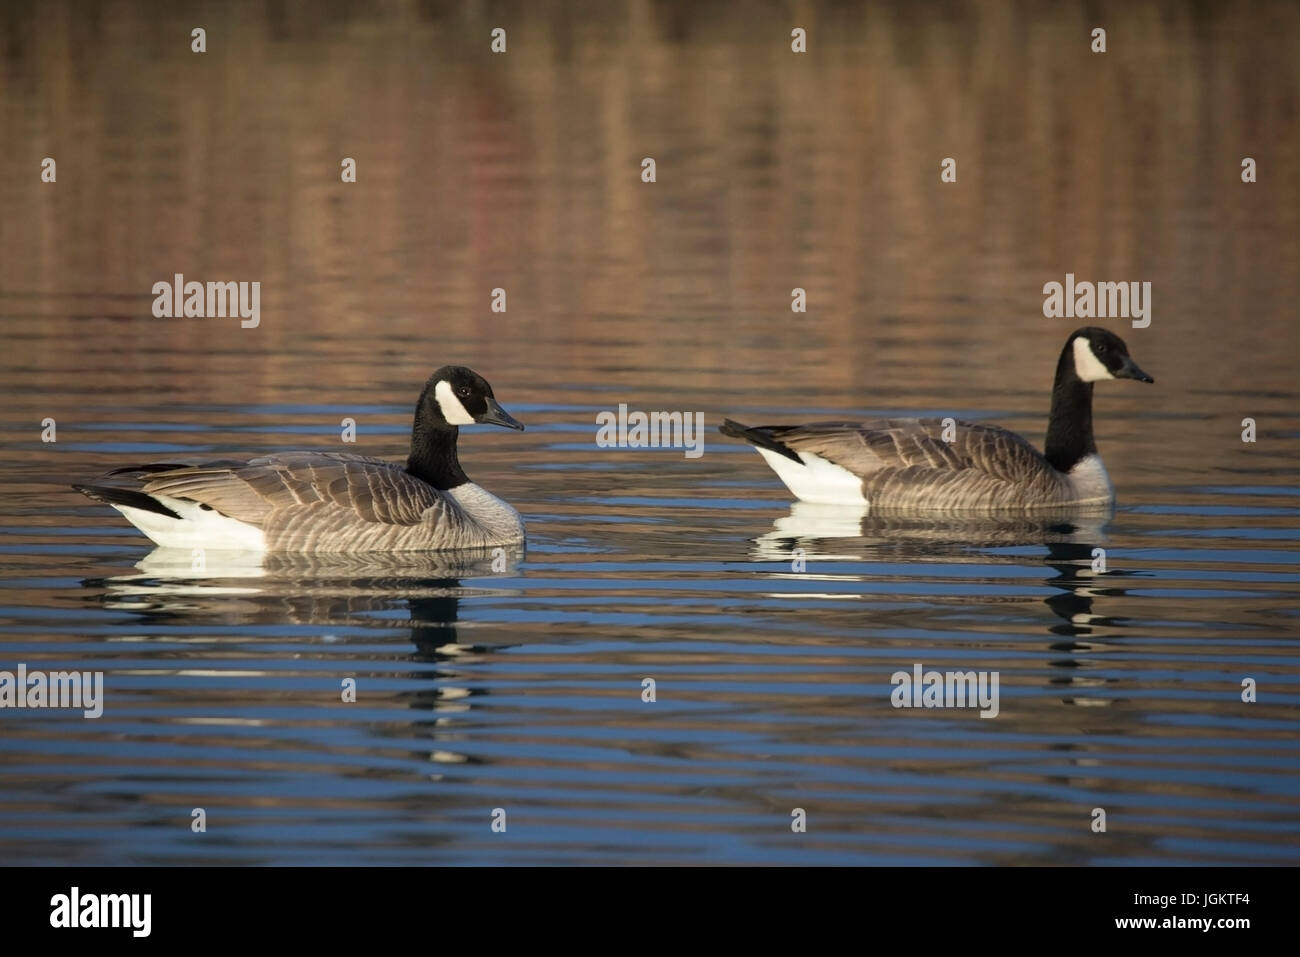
[73,484,182,519]
[719,418,803,464]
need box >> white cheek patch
[434,380,477,425]
[1072,336,1115,382]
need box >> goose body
[721,327,1153,511]
[74,366,526,553]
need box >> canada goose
[721,327,1153,510]
[73,366,526,552]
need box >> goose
[73,366,526,552]
[720,327,1153,510]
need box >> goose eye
[456,387,471,398]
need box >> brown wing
[127,452,446,527]
[769,418,1063,508]
[769,418,1044,476]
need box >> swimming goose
[721,327,1153,510]
[74,366,526,552]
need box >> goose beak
[1117,356,1154,383]
[478,397,525,431]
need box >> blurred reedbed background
[0,0,1298,865]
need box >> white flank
[113,496,267,551]
[1072,336,1115,382]
[1067,453,1115,504]
[755,447,868,505]
[434,380,476,425]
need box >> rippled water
[2,1,1299,865]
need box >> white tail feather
[755,448,868,505]
[113,496,267,551]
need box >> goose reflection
[82,545,525,659]
[82,546,526,767]
[750,500,1114,561]
[746,501,1140,708]
[1037,538,1148,708]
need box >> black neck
[1043,342,1096,473]
[406,399,468,490]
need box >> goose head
[1069,327,1154,384]
[423,366,524,431]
